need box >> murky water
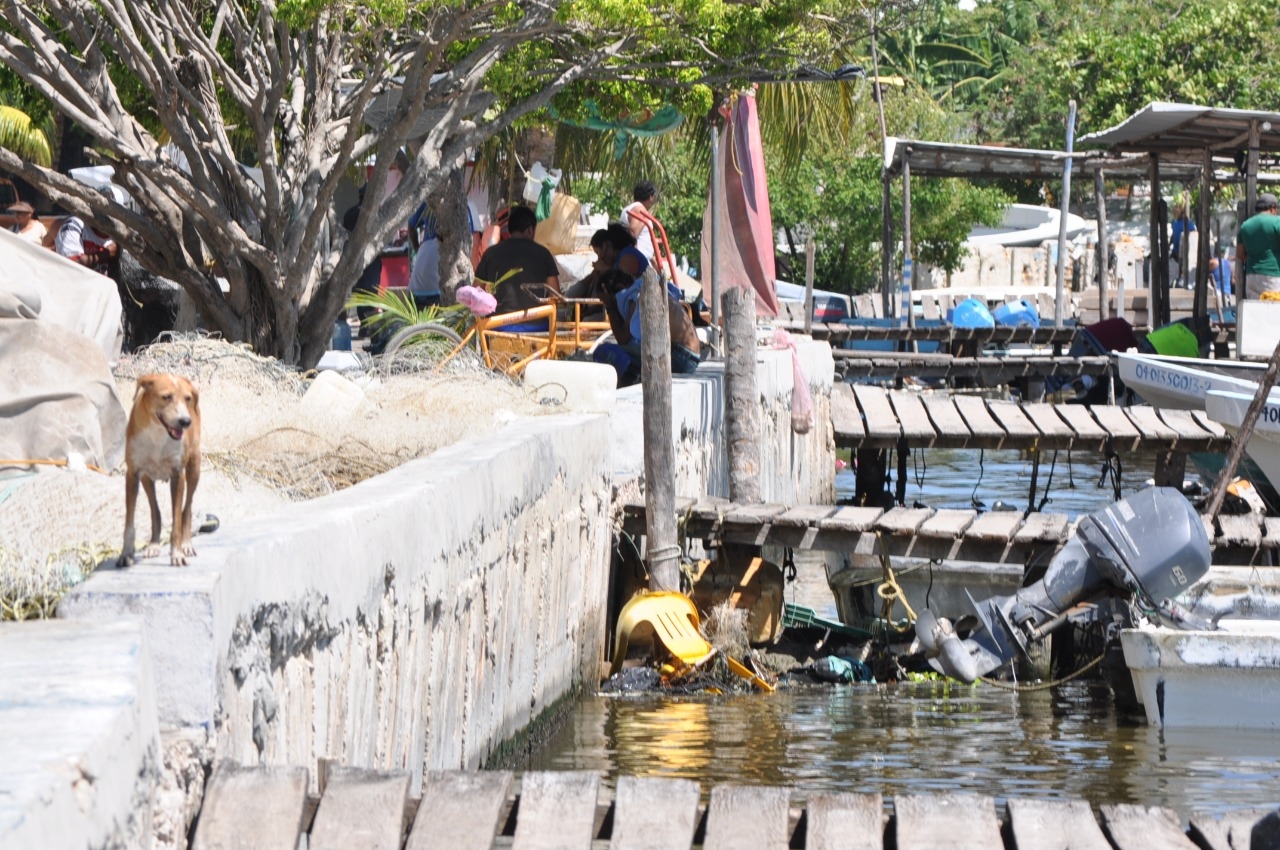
[836,447,1163,519]
[528,683,1280,815]
[529,449,1280,815]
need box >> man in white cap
[1236,192,1280,299]
[7,201,46,246]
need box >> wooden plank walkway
[193,766,1276,850]
[628,498,1274,560]
[831,384,1230,452]
[833,350,1113,383]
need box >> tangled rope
[978,651,1106,692]
[875,531,917,632]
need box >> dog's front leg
[141,476,163,558]
[169,471,188,566]
[119,469,140,567]
[179,459,199,558]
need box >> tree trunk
[723,287,761,504]
[431,164,474,306]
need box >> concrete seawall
[611,338,836,504]
[8,339,836,849]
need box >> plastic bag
[534,193,582,256]
[456,285,496,317]
[769,327,813,435]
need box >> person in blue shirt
[407,203,440,309]
[595,269,700,385]
[1210,249,1233,302]
[1169,203,1196,288]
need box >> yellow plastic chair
[609,591,715,677]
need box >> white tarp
[0,229,127,470]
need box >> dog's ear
[133,374,157,399]
[178,376,200,413]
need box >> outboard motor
[919,487,1213,683]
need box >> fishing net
[0,334,551,618]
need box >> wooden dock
[832,383,1230,453]
[784,322,1080,347]
[192,765,1270,850]
[621,498,1280,561]
[833,350,1112,383]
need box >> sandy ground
[0,337,554,617]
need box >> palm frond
[345,288,471,335]
[0,105,52,167]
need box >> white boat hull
[1121,620,1280,728]
[1205,389,1280,490]
[1116,352,1271,411]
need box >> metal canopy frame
[1080,102,1280,324]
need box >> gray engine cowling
[921,486,1212,683]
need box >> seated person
[595,269,700,385]
[8,201,46,246]
[562,223,649,320]
[54,213,117,274]
[474,204,559,325]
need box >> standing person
[1209,247,1233,304]
[620,181,658,262]
[1235,193,1280,300]
[342,184,383,333]
[7,201,46,246]
[474,204,560,315]
[407,203,440,309]
[1169,202,1195,288]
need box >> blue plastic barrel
[950,298,995,329]
[991,298,1041,329]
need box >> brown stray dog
[119,373,202,567]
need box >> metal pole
[902,153,914,330]
[709,114,722,343]
[1094,168,1109,319]
[723,288,761,504]
[869,17,892,317]
[1054,100,1077,330]
[804,235,816,336]
[640,273,680,591]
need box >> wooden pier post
[723,288,761,503]
[1094,168,1109,319]
[641,273,680,591]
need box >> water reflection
[528,682,1280,815]
[837,449,1165,518]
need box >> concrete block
[0,619,161,850]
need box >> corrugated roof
[1079,102,1280,159]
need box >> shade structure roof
[884,135,1280,184]
[1079,102,1280,165]
[883,136,1201,181]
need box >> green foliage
[974,0,1280,148]
[0,105,51,167]
[345,288,472,337]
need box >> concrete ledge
[61,414,613,785]
[0,619,161,850]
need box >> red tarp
[701,92,779,317]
